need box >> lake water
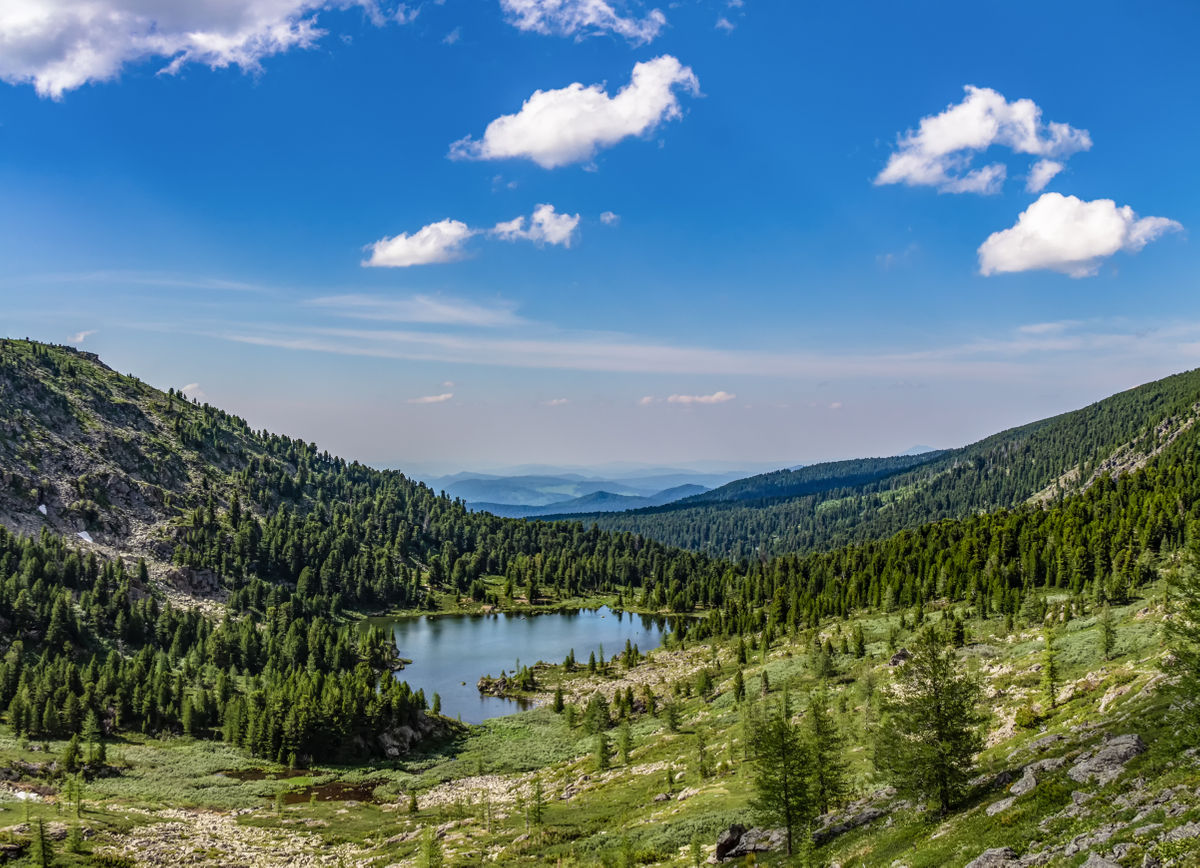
[379,607,670,724]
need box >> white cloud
[667,391,736,405]
[543,397,569,406]
[1026,159,1064,193]
[408,392,454,404]
[499,0,665,44]
[364,219,476,267]
[599,211,620,225]
[492,204,580,246]
[70,329,96,343]
[1018,320,1078,335]
[978,193,1183,277]
[366,205,582,266]
[449,55,699,169]
[308,293,525,327]
[0,0,411,99]
[443,26,461,45]
[181,382,207,400]
[637,395,657,405]
[876,86,1091,195]
[715,16,734,32]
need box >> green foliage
[749,691,814,856]
[875,628,985,815]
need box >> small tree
[528,777,545,829]
[421,826,444,868]
[595,731,611,771]
[749,692,814,856]
[1041,630,1060,709]
[618,721,632,765]
[553,685,565,713]
[875,627,984,815]
[1099,604,1117,660]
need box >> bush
[1014,706,1041,729]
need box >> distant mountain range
[423,469,751,510]
[471,484,709,518]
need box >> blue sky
[1,0,1196,473]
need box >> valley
[2,339,1200,866]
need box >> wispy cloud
[499,0,666,45]
[181,382,207,400]
[70,329,97,344]
[667,391,736,404]
[543,397,569,406]
[407,392,454,404]
[215,317,1200,384]
[307,294,525,328]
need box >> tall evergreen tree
[875,628,984,815]
[750,691,814,856]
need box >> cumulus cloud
[180,382,207,400]
[0,0,412,99]
[876,86,1091,195]
[978,193,1182,277]
[364,219,476,267]
[667,391,736,404]
[543,397,569,406]
[70,329,97,343]
[449,55,699,169]
[499,0,665,44]
[308,293,525,327]
[637,395,657,405]
[491,204,580,246]
[408,392,454,404]
[366,206,580,266]
[600,211,620,225]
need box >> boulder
[1068,734,1146,785]
[1080,855,1119,868]
[965,847,1020,868]
[727,827,786,859]
[714,824,745,861]
[890,648,912,666]
[986,796,1016,816]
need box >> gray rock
[1068,734,1147,785]
[986,796,1016,816]
[890,648,911,666]
[814,806,886,844]
[714,824,745,861]
[727,827,787,858]
[1163,821,1200,842]
[1080,855,1119,868]
[964,847,1019,868]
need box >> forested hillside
[570,370,1200,558]
[0,339,722,764]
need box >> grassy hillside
[570,369,1200,558]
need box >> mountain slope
[569,369,1200,558]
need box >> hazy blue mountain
[472,484,710,518]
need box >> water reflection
[375,607,669,724]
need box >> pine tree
[1099,604,1116,660]
[618,721,632,765]
[595,731,611,771]
[421,826,444,868]
[1041,630,1060,709]
[806,687,850,814]
[875,627,984,815]
[749,691,813,856]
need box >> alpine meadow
[1,2,1199,867]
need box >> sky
[0,0,1197,474]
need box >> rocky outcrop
[709,825,786,862]
[1067,734,1146,785]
